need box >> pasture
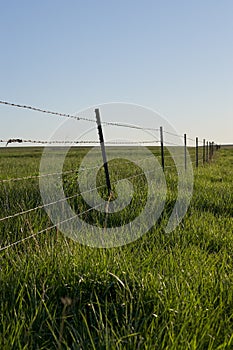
[0,146,233,349]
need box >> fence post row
[160,126,165,171]
[95,108,112,197]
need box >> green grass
[0,146,233,349]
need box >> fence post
[211,142,214,159]
[203,139,205,165]
[196,137,198,168]
[184,133,187,171]
[160,126,165,171]
[206,141,209,163]
[95,108,112,196]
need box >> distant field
[222,144,233,149]
[0,146,233,349]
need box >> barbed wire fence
[0,100,220,253]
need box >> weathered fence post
[184,133,187,171]
[209,141,212,161]
[95,108,112,196]
[160,126,165,171]
[203,139,205,165]
[196,137,198,168]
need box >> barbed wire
[0,203,104,253]
[0,100,159,132]
[0,151,218,252]
[163,130,183,139]
[0,167,162,252]
[0,137,200,148]
[163,130,195,142]
[0,100,95,123]
[0,154,158,184]
[0,164,102,183]
[103,120,159,131]
[0,165,159,223]
[4,139,100,146]
[0,100,219,145]
[0,99,219,254]
[0,148,204,185]
[0,183,107,223]
[1,138,161,147]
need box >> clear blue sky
[0,0,232,144]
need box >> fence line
[0,100,220,147]
[0,101,220,253]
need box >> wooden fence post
[95,108,112,196]
[184,133,187,171]
[196,137,198,168]
[160,126,165,171]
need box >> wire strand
[0,183,107,222]
[0,164,102,183]
[2,138,160,147]
[0,100,95,123]
[0,100,160,132]
[0,203,104,252]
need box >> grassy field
[0,146,233,349]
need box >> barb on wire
[6,139,23,146]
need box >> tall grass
[0,146,232,349]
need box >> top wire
[0,99,211,142]
[0,100,159,132]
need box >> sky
[0,0,232,145]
